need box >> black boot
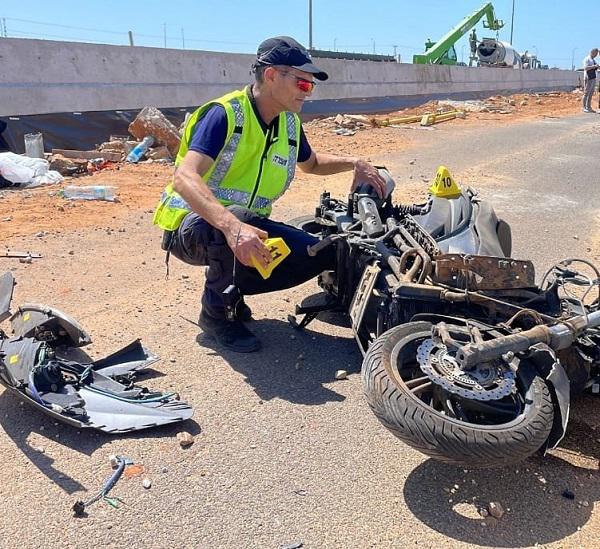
[236,298,252,322]
[198,310,261,353]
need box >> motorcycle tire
[362,321,555,468]
[286,215,323,236]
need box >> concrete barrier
[0,38,579,117]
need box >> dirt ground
[0,90,585,242]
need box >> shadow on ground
[404,394,599,547]
[197,317,361,405]
[0,389,201,495]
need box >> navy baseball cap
[254,36,328,81]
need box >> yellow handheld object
[429,166,462,199]
[251,237,291,279]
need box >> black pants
[167,206,335,318]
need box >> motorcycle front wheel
[362,322,554,468]
[286,215,326,236]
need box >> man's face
[268,66,316,113]
[593,49,599,58]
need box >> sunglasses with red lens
[276,70,316,93]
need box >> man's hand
[225,222,271,269]
[350,159,387,198]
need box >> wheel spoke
[405,375,433,395]
[458,396,520,420]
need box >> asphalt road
[0,113,598,549]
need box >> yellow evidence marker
[429,165,462,199]
[251,237,291,279]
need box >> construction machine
[413,2,504,65]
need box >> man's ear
[263,66,278,84]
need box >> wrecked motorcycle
[290,167,600,468]
[0,272,193,433]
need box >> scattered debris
[128,106,181,157]
[177,431,195,448]
[0,152,63,188]
[147,145,172,161]
[0,250,42,260]
[49,154,88,176]
[421,110,466,127]
[51,149,122,162]
[124,464,145,479]
[0,272,193,433]
[487,501,505,519]
[72,455,132,516]
[281,542,303,549]
[60,185,117,202]
[334,369,348,380]
[334,128,356,136]
[142,478,152,489]
[562,489,575,500]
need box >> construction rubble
[0,90,583,187]
[46,106,182,177]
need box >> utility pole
[571,47,578,71]
[393,45,398,59]
[1,18,7,38]
[181,28,185,49]
[510,0,515,44]
[308,0,313,50]
[128,31,134,46]
[163,23,167,48]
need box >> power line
[4,15,256,46]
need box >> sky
[0,1,589,69]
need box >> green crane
[413,2,504,65]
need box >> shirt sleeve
[188,105,228,161]
[297,125,313,163]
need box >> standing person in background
[582,48,599,112]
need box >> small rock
[478,507,489,518]
[562,489,575,500]
[334,370,348,380]
[488,501,504,519]
[142,478,152,489]
[182,274,190,279]
[68,250,74,255]
[281,543,303,549]
[161,467,168,474]
[294,362,302,370]
[177,431,194,447]
[19,257,33,264]
[409,159,416,165]
[573,235,579,240]
[582,500,590,507]
[109,455,119,469]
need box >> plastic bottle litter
[126,136,155,163]
[24,133,45,159]
[60,185,117,202]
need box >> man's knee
[227,205,262,225]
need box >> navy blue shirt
[188,103,312,163]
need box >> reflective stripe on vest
[206,99,245,192]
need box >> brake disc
[416,338,516,401]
